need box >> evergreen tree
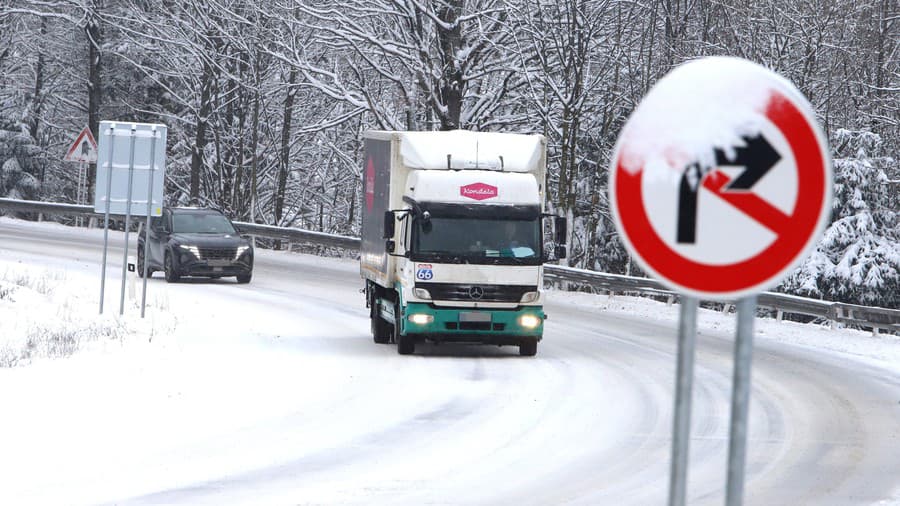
[782,129,899,308]
[0,120,42,201]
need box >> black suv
[137,208,254,284]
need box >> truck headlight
[519,314,541,329]
[520,291,539,303]
[179,244,200,257]
[413,288,431,300]
[408,313,434,325]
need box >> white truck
[361,130,566,356]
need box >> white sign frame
[94,121,166,217]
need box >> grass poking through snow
[0,265,175,367]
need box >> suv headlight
[235,245,251,259]
[179,244,200,257]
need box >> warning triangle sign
[64,127,98,163]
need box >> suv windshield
[172,213,236,234]
[413,216,541,264]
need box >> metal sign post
[118,125,138,316]
[668,296,698,506]
[140,127,159,318]
[98,123,117,314]
[607,57,832,505]
[726,296,757,505]
[76,161,85,227]
[94,121,167,317]
[64,128,98,229]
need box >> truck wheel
[371,305,391,344]
[394,302,415,355]
[397,334,415,355]
[519,340,538,357]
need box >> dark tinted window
[172,212,236,234]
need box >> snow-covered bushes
[0,265,174,368]
[0,128,42,202]
[781,129,899,309]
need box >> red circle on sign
[612,90,829,297]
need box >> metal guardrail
[545,265,898,334]
[0,197,361,250]
[233,221,360,251]
[545,266,839,319]
[2,197,897,333]
[545,265,834,317]
[0,197,101,218]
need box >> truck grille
[446,322,506,331]
[199,247,237,261]
[416,283,536,303]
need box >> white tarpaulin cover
[398,130,544,172]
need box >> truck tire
[397,333,415,355]
[394,302,415,355]
[519,340,538,357]
[372,307,391,344]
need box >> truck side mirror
[555,245,567,259]
[555,216,567,244]
[383,211,395,239]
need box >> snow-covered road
[1,218,898,505]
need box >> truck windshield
[172,213,236,234]
[413,217,542,264]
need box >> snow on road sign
[609,57,832,299]
[63,127,98,163]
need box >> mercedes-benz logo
[468,286,484,300]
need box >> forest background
[0,0,897,308]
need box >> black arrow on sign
[677,134,781,244]
[715,134,781,190]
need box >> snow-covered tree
[782,129,899,308]
[0,128,42,201]
[0,0,896,307]
[288,0,525,132]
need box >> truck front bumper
[401,302,544,344]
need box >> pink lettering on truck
[460,182,498,201]
[365,158,376,210]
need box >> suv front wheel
[164,251,181,283]
[137,244,153,278]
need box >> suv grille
[199,247,237,261]
[415,283,536,303]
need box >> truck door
[401,211,412,255]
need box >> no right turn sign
[609,57,832,299]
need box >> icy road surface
[0,218,898,505]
